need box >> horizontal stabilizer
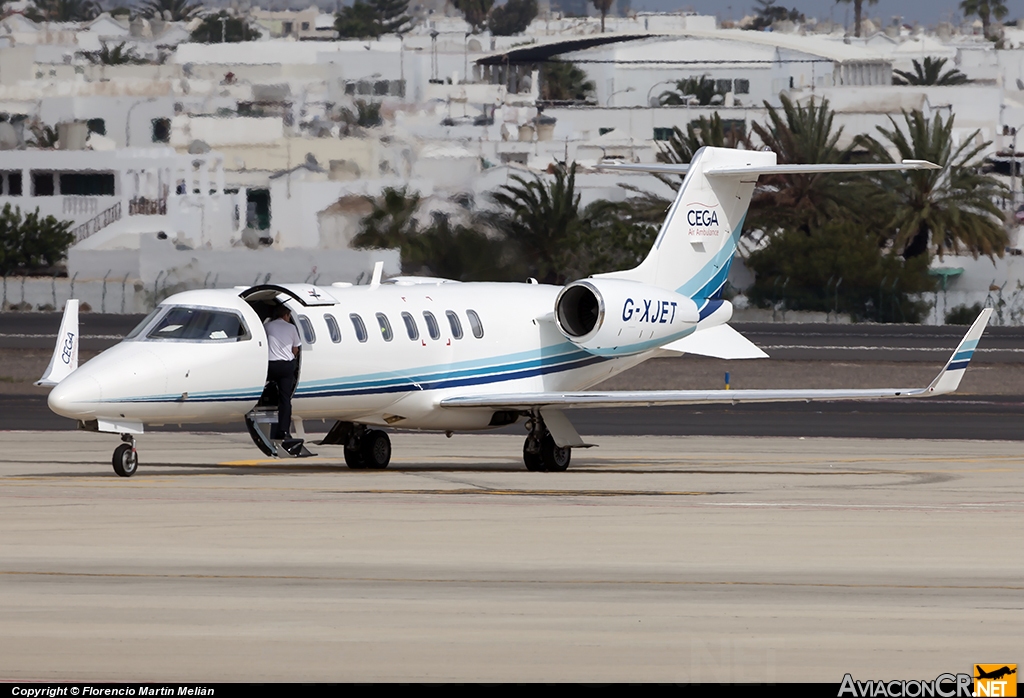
[705,160,939,178]
[597,160,938,179]
[660,324,768,360]
[598,163,690,175]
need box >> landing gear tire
[361,430,391,469]
[344,445,366,469]
[523,440,544,472]
[523,434,571,472]
[539,434,570,472]
[112,443,138,478]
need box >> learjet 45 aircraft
[38,146,993,476]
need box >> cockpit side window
[124,307,164,340]
[146,307,250,342]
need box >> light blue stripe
[960,339,979,351]
[675,214,746,300]
[952,350,974,362]
[586,327,696,356]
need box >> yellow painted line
[2,569,1022,591]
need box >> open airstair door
[240,283,338,306]
[240,285,317,458]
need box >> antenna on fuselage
[370,261,384,289]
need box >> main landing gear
[112,434,138,477]
[522,415,570,472]
[344,426,392,470]
[319,422,391,469]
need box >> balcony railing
[71,201,122,244]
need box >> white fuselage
[47,282,654,432]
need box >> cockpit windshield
[144,307,250,342]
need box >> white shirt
[266,318,300,362]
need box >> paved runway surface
[5,394,1024,440]
[1,432,1020,682]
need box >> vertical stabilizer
[597,147,776,298]
[36,300,79,387]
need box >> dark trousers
[267,359,297,439]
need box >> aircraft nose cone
[48,373,102,419]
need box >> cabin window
[350,314,368,342]
[734,79,750,94]
[446,310,463,340]
[423,311,440,340]
[297,315,316,344]
[86,118,106,136]
[466,309,484,339]
[146,307,249,342]
[376,313,393,342]
[324,313,342,343]
[401,312,419,340]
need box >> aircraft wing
[440,309,991,411]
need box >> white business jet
[38,147,993,476]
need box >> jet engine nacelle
[554,279,701,357]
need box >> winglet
[925,308,993,395]
[36,300,79,387]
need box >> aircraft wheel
[523,439,544,471]
[344,445,366,469]
[112,443,138,478]
[360,430,391,469]
[539,434,570,472]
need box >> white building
[0,147,240,250]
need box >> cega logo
[687,208,719,227]
[974,665,1016,697]
[686,203,722,237]
[60,331,75,365]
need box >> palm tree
[656,113,750,190]
[960,0,1008,39]
[539,61,594,102]
[591,0,613,32]
[658,75,720,107]
[893,57,969,86]
[34,0,100,22]
[352,187,422,253]
[835,0,879,38]
[747,94,873,234]
[85,42,145,65]
[141,0,202,21]
[451,0,494,32]
[488,163,584,284]
[856,110,1009,259]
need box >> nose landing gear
[112,434,138,477]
